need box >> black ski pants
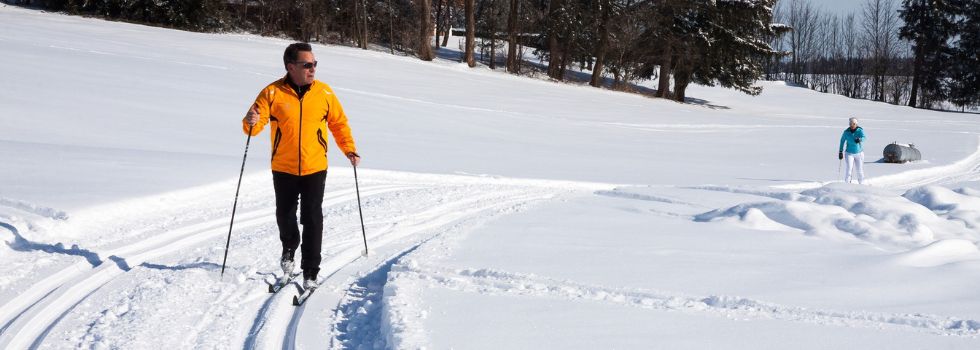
[272,170,326,280]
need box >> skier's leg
[273,171,301,257]
[855,152,866,184]
[298,170,327,280]
[844,153,854,183]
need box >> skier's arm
[855,129,866,143]
[839,132,846,152]
[325,88,357,156]
[242,88,272,136]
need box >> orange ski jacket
[243,77,357,176]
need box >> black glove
[838,152,844,160]
[855,138,861,144]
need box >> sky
[783,0,886,16]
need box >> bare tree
[786,0,819,86]
[812,13,834,92]
[840,14,866,98]
[766,0,791,81]
[861,0,899,101]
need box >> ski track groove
[0,184,418,349]
[394,264,980,338]
[324,190,556,349]
[73,183,417,350]
[321,192,555,349]
[180,282,245,349]
[257,188,555,350]
[772,135,980,191]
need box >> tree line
[769,0,978,110]
[5,0,977,109]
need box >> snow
[1,5,980,349]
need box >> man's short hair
[284,43,313,66]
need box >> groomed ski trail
[0,183,416,349]
[0,168,610,349]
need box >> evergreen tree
[646,0,775,101]
[639,0,708,99]
[693,0,777,97]
[948,0,980,108]
[899,0,957,108]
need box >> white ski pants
[844,152,865,184]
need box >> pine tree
[693,0,777,97]
[539,0,594,80]
[650,0,775,101]
[948,0,980,108]
[899,0,957,108]
[642,0,708,99]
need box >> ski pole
[221,123,254,277]
[838,158,842,181]
[353,164,369,256]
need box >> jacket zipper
[298,93,304,175]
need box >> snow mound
[890,239,980,267]
[726,207,803,232]
[696,183,977,249]
[904,186,980,229]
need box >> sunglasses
[293,60,317,69]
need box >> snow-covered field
[2,5,980,349]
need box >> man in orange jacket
[243,43,360,290]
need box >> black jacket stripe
[316,129,328,153]
[271,128,283,159]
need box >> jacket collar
[281,75,314,98]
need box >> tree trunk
[546,0,563,80]
[506,0,519,73]
[361,0,369,49]
[464,0,476,66]
[655,44,672,98]
[442,0,453,47]
[352,0,362,47]
[673,62,691,102]
[489,39,497,69]
[435,0,445,45]
[489,0,497,69]
[791,30,798,84]
[388,0,395,54]
[419,0,434,60]
[558,34,571,79]
[589,0,610,87]
[908,44,922,107]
